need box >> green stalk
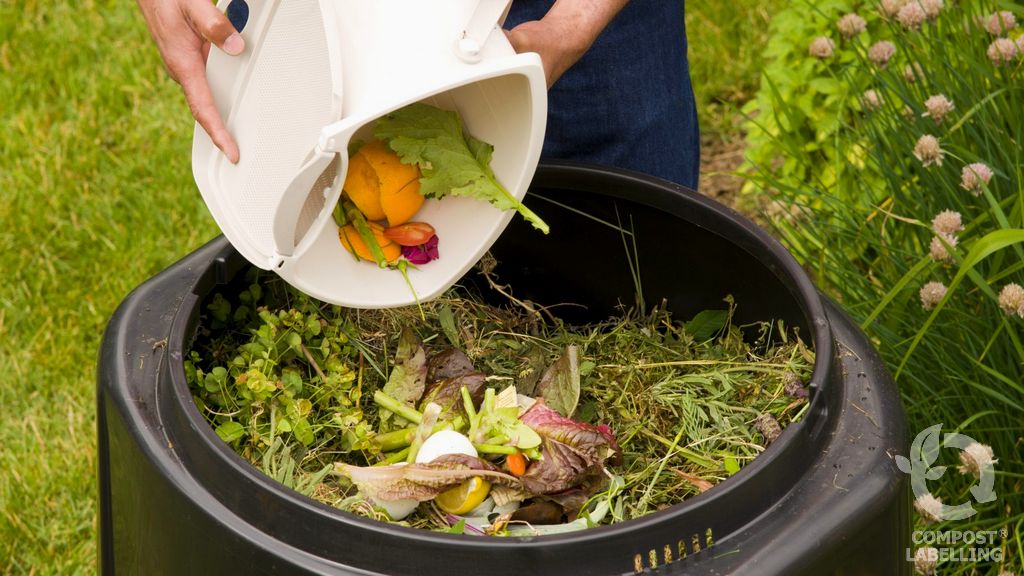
[344,201,388,268]
[474,443,518,455]
[379,448,410,465]
[460,385,477,421]
[375,417,468,452]
[373,390,422,424]
[374,428,415,452]
[524,447,543,461]
[407,403,442,464]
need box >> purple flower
[401,235,439,265]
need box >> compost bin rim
[163,162,836,550]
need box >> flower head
[914,492,944,523]
[922,94,954,123]
[998,283,1024,318]
[898,2,927,29]
[919,281,947,310]
[401,234,439,265]
[958,442,996,478]
[929,234,957,262]
[838,13,868,38]
[914,135,944,167]
[862,89,883,111]
[982,11,1017,35]
[919,0,943,19]
[931,210,963,236]
[914,547,938,575]
[880,0,906,19]
[809,36,835,59]
[988,37,1018,65]
[960,163,993,195]
[869,40,897,66]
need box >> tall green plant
[750,1,1024,573]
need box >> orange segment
[380,177,424,226]
[358,141,424,226]
[339,224,401,263]
[343,151,386,221]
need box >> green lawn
[0,1,777,572]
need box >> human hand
[505,0,629,89]
[506,18,588,89]
[137,0,244,163]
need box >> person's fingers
[179,59,240,163]
[182,0,244,56]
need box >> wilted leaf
[427,348,477,382]
[380,328,428,426]
[510,501,564,525]
[519,401,620,463]
[420,373,486,419]
[335,454,518,502]
[536,346,580,418]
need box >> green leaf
[536,346,580,418]
[374,103,549,233]
[380,328,428,426]
[292,417,314,446]
[215,421,245,443]
[447,518,467,534]
[438,304,459,347]
[685,310,729,341]
[723,456,740,475]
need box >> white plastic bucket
[192,0,547,307]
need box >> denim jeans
[506,1,700,189]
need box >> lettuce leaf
[335,454,518,502]
[374,103,549,234]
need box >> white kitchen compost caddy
[192,0,547,307]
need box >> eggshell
[414,430,478,464]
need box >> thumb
[184,0,245,56]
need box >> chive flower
[957,442,996,479]
[987,37,1018,65]
[919,281,947,310]
[869,40,897,66]
[931,210,963,236]
[919,0,943,19]
[960,162,993,195]
[862,89,883,111]
[922,94,954,123]
[809,36,835,59]
[838,13,868,39]
[998,283,1024,318]
[982,11,1017,35]
[913,135,944,167]
[914,547,938,575]
[914,492,943,523]
[929,234,957,263]
[879,0,906,19]
[897,2,927,29]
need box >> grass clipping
[186,269,813,533]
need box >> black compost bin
[97,163,909,575]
